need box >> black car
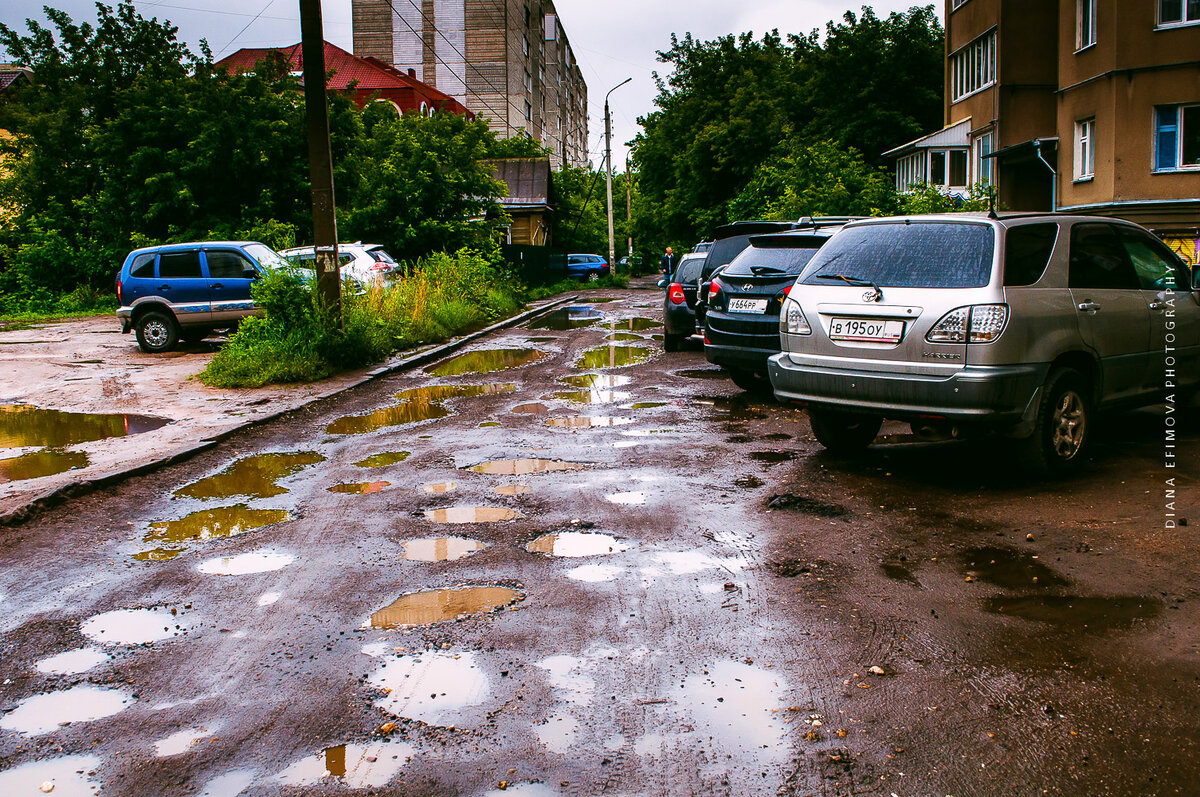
[693,221,802,335]
[660,252,707,351]
[703,228,840,391]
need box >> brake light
[668,283,685,305]
[116,280,122,304]
[709,277,724,300]
[782,284,792,297]
[780,298,811,335]
[926,305,1009,343]
[371,262,388,271]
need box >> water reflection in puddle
[0,404,169,447]
[0,449,88,482]
[422,481,458,494]
[528,306,603,330]
[560,374,632,389]
[174,452,324,500]
[354,451,410,467]
[962,546,1069,590]
[551,389,633,405]
[197,551,295,576]
[605,492,646,506]
[526,336,558,343]
[137,505,291,560]
[546,416,634,428]
[577,345,653,369]
[467,459,589,476]
[277,741,416,788]
[369,586,522,628]
[0,685,133,736]
[494,484,531,496]
[329,481,389,494]
[0,754,102,796]
[369,650,489,725]
[198,770,255,797]
[526,532,629,557]
[35,647,108,675]
[677,661,789,763]
[676,368,727,380]
[155,726,216,757]
[605,333,643,342]
[326,384,514,435]
[81,608,190,645]
[567,564,622,583]
[600,317,661,332]
[402,537,487,562]
[984,595,1162,631]
[427,348,548,376]
[749,451,795,464]
[424,506,522,523]
[512,402,550,414]
[628,401,666,409]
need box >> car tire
[727,367,772,395]
[663,334,685,352]
[808,409,882,453]
[1020,367,1091,476]
[135,310,179,354]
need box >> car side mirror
[244,268,259,279]
[657,278,667,288]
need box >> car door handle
[158,284,171,290]
[1077,301,1100,314]
[211,282,223,290]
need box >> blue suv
[116,241,288,353]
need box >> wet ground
[0,283,1197,796]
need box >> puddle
[536,713,580,753]
[174,452,324,500]
[326,384,514,435]
[369,586,522,628]
[424,506,522,523]
[567,564,622,583]
[749,450,795,464]
[763,432,792,441]
[197,550,295,575]
[467,458,590,476]
[585,297,623,303]
[329,481,389,494]
[528,306,603,330]
[137,506,291,560]
[479,421,501,427]
[198,771,255,797]
[427,348,548,376]
[551,389,633,404]
[0,449,88,482]
[765,492,846,517]
[676,368,727,380]
[526,336,558,343]
[546,416,635,428]
[734,475,764,489]
[36,647,108,675]
[700,397,770,421]
[370,650,489,725]
[422,481,458,494]
[258,592,282,606]
[354,451,410,467]
[560,374,633,389]
[629,401,666,409]
[0,685,133,736]
[481,784,561,797]
[962,546,1069,590]
[277,741,416,788]
[0,754,102,797]
[605,492,646,505]
[600,317,661,332]
[605,332,643,342]
[81,608,190,645]
[494,484,532,496]
[882,563,922,587]
[155,726,216,756]
[984,595,1162,631]
[650,551,745,575]
[577,345,653,369]
[677,661,789,763]
[512,402,550,414]
[402,537,487,562]
[526,532,629,558]
[0,404,169,447]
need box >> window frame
[975,131,995,186]
[1153,103,1200,172]
[1074,117,1095,181]
[1076,0,1097,51]
[1157,0,1200,28]
[949,30,997,103]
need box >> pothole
[494,484,532,496]
[427,348,548,376]
[0,404,169,447]
[277,741,417,789]
[369,586,522,628]
[401,537,487,562]
[0,449,88,482]
[329,481,389,494]
[136,505,291,560]
[546,416,634,428]
[35,647,108,675]
[369,650,489,726]
[0,685,134,736]
[354,452,410,467]
[466,459,590,476]
[961,546,1069,590]
[422,481,458,494]
[528,306,603,330]
[325,384,514,435]
[197,551,295,575]
[526,532,629,557]
[984,595,1162,630]
[512,402,550,414]
[0,754,102,796]
[577,345,653,369]
[80,607,191,645]
[174,452,324,500]
[424,506,522,523]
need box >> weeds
[527,272,628,301]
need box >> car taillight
[371,262,388,271]
[780,298,811,335]
[926,304,1009,343]
[668,283,685,305]
[709,277,724,300]
[782,284,792,297]
[116,280,122,304]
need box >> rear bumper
[116,308,131,333]
[663,303,696,338]
[705,342,776,374]
[767,353,1047,427]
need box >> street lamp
[605,78,631,272]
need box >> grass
[0,285,118,328]
[527,271,629,301]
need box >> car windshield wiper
[749,265,788,276]
[815,273,878,289]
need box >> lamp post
[605,78,631,271]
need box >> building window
[896,153,925,192]
[950,31,996,102]
[975,131,995,185]
[1159,0,1200,27]
[523,38,529,57]
[524,99,531,121]
[1074,118,1095,180]
[1155,104,1200,170]
[1076,0,1097,50]
[951,0,970,8]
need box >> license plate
[728,298,768,314]
[828,317,904,343]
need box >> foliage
[900,181,994,214]
[526,272,629,301]
[200,249,523,388]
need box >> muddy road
[1,285,1198,796]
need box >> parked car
[702,228,841,390]
[278,242,400,285]
[566,254,611,281]
[767,213,1200,473]
[115,241,292,353]
[693,221,804,335]
[660,252,708,351]
[692,241,713,254]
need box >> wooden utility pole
[625,153,633,262]
[299,0,340,319]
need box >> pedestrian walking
[659,246,676,278]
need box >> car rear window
[675,257,704,284]
[158,250,202,279]
[798,222,995,288]
[129,253,155,278]
[724,244,822,276]
[1003,223,1058,286]
[369,249,395,263]
[704,235,757,272]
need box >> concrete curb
[0,295,580,528]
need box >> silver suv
[767,213,1199,473]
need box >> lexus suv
[768,213,1199,473]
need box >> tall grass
[200,249,524,388]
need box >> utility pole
[625,152,633,263]
[604,78,631,270]
[299,0,340,319]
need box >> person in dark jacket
[659,247,676,277]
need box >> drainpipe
[1033,138,1057,212]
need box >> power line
[217,0,275,56]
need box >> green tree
[550,164,607,255]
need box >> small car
[660,252,707,351]
[115,241,291,353]
[566,254,611,281]
[278,242,400,285]
[768,213,1200,473]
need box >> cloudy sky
[3,1,942,169]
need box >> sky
[3,1,943,170]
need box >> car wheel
[663,334,684,352]
[808,408,882,453]
[135,310,179,354]
[726,367,772,394]
[1020,367,1090,476]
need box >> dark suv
[661,252,707,351]
[116,241,289,353]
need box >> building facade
[351,0,588,168]
[887,0,1200,256]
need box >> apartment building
[887,0,1200,251]
[351,0,588,168]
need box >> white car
[278,242,400,285]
